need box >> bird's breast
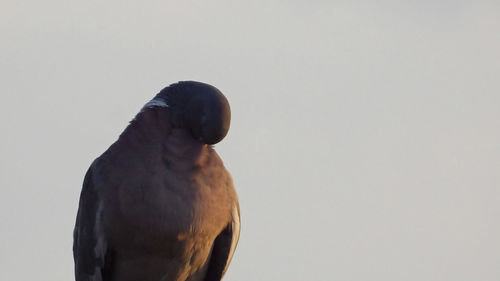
[101,132,234,256]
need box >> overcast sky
[1,1,499,280]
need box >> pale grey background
[1,1,499,280]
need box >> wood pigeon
[73,81,240,281]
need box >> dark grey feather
[73,165,110,281]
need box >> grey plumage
[73,81,240,281]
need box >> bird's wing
[73,165,111,281]
[204,203,241,281]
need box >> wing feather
[73,165,110,281]
[204,203,241,281]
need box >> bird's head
[160,81,231,145]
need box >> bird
[73,81,240,281]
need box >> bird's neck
[112,108,211,171]
[119,107,172,149]
[163,129,209,168]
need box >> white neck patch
[144,98,169,109]
[132,98,169,121]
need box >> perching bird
[73,81,240,281]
